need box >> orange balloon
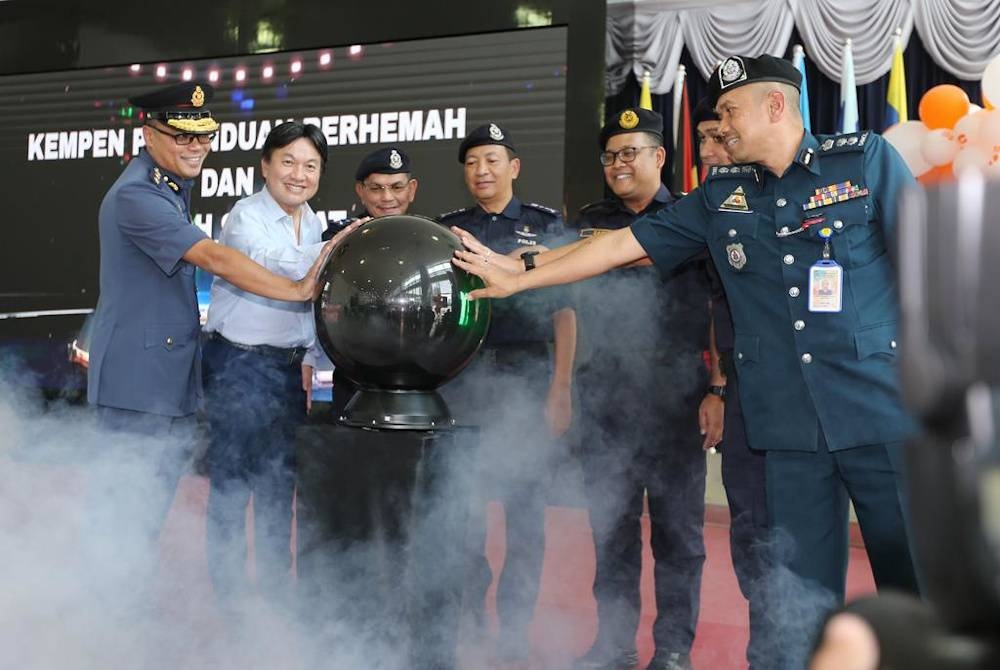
[919,85,971,129]
[917,163,953,184]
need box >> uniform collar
[138,149,191,191]
[476,196,521,221]
[793,133,822,176]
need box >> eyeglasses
[599,145,657,166]
[361,180,411,194]
[147,123,216,146]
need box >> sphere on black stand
[313,214,490,429]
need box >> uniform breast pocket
[826,200,883,269]
[712,213,760,274]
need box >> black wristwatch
[521,250,540,271]
[707,385,727,400]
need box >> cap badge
[719,57,747,88]
[726,242,747,270]
[489,123,504,141]
[619,110,640,130]
[388,149,403,169]
[191,85,205,108]
[719,185,750,212]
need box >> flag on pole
[670,74,696,194]
[672,65,685,150]
[839,38,859,133]
[639,71,653,111]
[885,28,908,128]
[792,44,812,132]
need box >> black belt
[208,332,307,365]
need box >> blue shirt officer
[87,81,343,593]
[571,108,708,670]
[438,122,575,663]
[452,55,922,670]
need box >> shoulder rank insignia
[163,176,180,192]
[818,131,869,154]
[802,180,869,211]
[523,202,559,217]
[719,185,750,213]
[150,167,162,185]
[436,206,471,222]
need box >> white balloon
[920,128,959,166]
[884,121,932,176]
[953,111,985,147]
[952,146,990,175]
[979,110,1000,149]
[982,53,1000,110]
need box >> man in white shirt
[202,121,331,613]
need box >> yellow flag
[886,30,908,127]
[639,71,653,111]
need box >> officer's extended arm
[185,220,362,301]
[453,226,647,299]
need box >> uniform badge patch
[488,123,504,141]
[719,185,750,212]
[389,149,403,169]
[726,242,747,270]
[192,85,205,108]
[719,57,747,88]
[619,110,639,129]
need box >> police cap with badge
[599,107,664,148]
[458,123,516,162]
[129,81,219,134]
[355,146,412,181]
[706,54,801,106]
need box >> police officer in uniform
[439,122,575,664]
[87,81,339,599]
[572,108,707,670]
[453,56,921,670]
[692,97,770,669]
[310,146,418,416]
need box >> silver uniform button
[783,254,795,265]
[776,197,787,207]
[165,336,174,346]
[794,320,805,331]
[789,286,800,297]
[728,228,737,237]
[737,352,744,360]
[801,352,813,364]
[833,220,844,230]
[890,340,897,349]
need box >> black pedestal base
[338,388,455,430]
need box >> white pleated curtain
[606,0,1000,94]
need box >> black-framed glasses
[361,180,411,194]
[147,123,216,146]
[599,145,657,166]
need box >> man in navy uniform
[87,81,347,594]
[453,56,921,670]
[438,122,576,664]
[571,108,707,670]
[693,97,770,669]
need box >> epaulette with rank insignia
[436,206,472,222]
[149,166,181,192]
[577,199,615,216]
[817,131,869,154]
[706,164,760,181]
[522,202,559,218]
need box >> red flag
[671,78,696,194]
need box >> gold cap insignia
[191,86,205,108]
[619,110,639,130]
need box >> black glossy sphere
[314,215,490,391]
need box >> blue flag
[839,39,859,133]
[792,45,811,133]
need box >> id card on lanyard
[809,226,843,313]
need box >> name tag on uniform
[808,260,843,313]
